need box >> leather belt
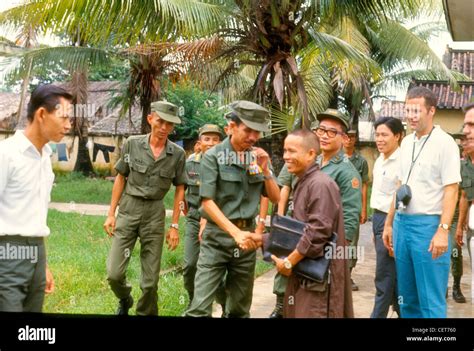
[374,209,387,215]
[230,218,254,229]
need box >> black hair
[374,117,404,136]
[26,84,73,122]
[227,112,243,126]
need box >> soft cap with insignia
[150,101,182,124]
[317,108,350,129]
[226,100,270,133]
[199,124,224,138]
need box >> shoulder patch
[351,177,360,189]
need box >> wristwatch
[438,223,449,231]
[170,223,179,230]
[283,258,293,270]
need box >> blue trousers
[393,213,450,318]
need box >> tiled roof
[409,80,474,110]
[409,47,474,110]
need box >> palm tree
[1,0,466,174]
[0,0,221,174]
[179,1,466,171]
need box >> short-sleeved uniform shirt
[115,134,186,200]
[185,152,202,209]
[199,137,272,221]
[348,152,369,183]
[316,151,362,242]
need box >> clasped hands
[231,228,264,251]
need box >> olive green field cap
[316,108,350,129]
[150,101,181,124]
[199,124,224,138]
[227,100,270,132]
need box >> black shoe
[269,295,284,318]
[351,279,359,291]
[117,295,134,315]
[452,284,466,303]
[220,304,227,318]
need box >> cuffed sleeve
[114,138,130,176]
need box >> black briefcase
[263,215,337,283]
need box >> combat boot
[269,295,284,318]
[452,277,466,303]
[117,295,134,315]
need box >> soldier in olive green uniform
[451,134,474,303]
[344,129,369,291]
[449,186,465,303]
[459,154,474,259]
[183,124,226,308]
[104,101,186,316]
[314,109,362,275]
[185,101,280,318]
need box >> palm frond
[3,0,225,46]
[366,19,461,87]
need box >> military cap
[227,100,270,132]
[317,108,350,129]
[150,101,181,124]
[199,124,224,138]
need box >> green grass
[51,172,176,209]
[44,210,273,316]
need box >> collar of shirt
[14,130,53,157]
[317,150,346,167]
[222,136,250,169]
[348,152,359,160]
[140,133,175,161]
[384,147,400,162]
[187,152,201,163]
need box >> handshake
[233,231,265,251]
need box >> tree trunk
[16,58,33,127]
[140,102,151,134]
[270,130,287,176]
[69,70,94,176]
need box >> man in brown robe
[271,129,354,318]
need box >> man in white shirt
[383,87,460,318]
[0,84,72,312]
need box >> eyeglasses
[315,127,343,138]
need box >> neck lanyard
[405,127,435,184]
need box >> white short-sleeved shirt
[397,127,461,215]
[0,131,54,237]
[370,148,400,213]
